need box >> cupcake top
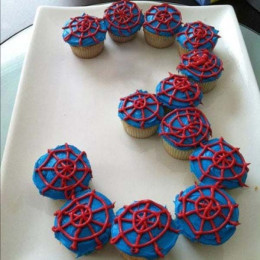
[177,49,223,83]
[33,143,92,199]
[143,3,182,36]
[104,0,144,37]
[62,13,107,46]
[156,73,203,109]
[118,90,164,129]
[175,184,239,245]
[159,107,212,150]
[52,189,115,257]
[190,137,249,189]
[176,21,220,51]
[110,199,179,259]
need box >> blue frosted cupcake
[52,189,114,257]
[175,184,240,245]
[62,13,107,58]
[156,73,202,112]
[176,21,220,55]
[111,199,179,259]
[33,143,92,200]
[143,3,182,48]
[158,107,212,160]
[190,137,249,189]
[104,0,144,43]
[118,90,164,138]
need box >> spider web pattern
[177,21,220,49]
[143,3,182,34]
[157,73,201,106]
[104,0,143,35]
[52,190,114,251]
[35,143,92,199]
[177,184,239,244]
[119,90,162,128]
[159,107,212,148]
[110,200,179,257]
[177,49,223,82]
[190,137,249,187]
[62,14,106,46]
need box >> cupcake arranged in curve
[33,143,92,199]
[177,49,223,93]
[190,137,249,189]
[104,0,144,43]
[118,90,164,138]
[62,13,107,58]
[176,21,220,55]
[158,107,212,160]
[143,3,182,48]
[52,189,115,257]
[156,73,202,112]
[110,199,179,259]
[174,183,240,245]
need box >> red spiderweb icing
[35,143,92,199]
[190,137,249,187]
[110,200,179,257]
[177,49,223,82]
[52,190,114,250]
[157,73,201,106]
[177,21,220,49]
[104,0,143,35]
[159,107,212,148]
[177,184,239,244]
[143,3,181,34]
[119,90,162,128]
[62,14,106,45]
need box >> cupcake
[158,107,212,160]
[104,0,144,43]
[177,49,224,93]
[52,189,114,257]
[110,199,179,259]
[176,21,220,55]
[143,3,182,48]
[175,184,240,245]
[190,137,249,188]
[62,13,107,58]
[33,143,92,199]
[118,90,164,138]
[155,73,202,113]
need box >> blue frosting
[62,13,107,47]
[104,1,144,37]
[53,190,115,257]
[33,144,92,199]
[118,90,164,129]
[190,138,248,189]
[111,200,179,259]
[143,4,182,36]
[175,184,239,245]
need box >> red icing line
[110,200,179,257]
[119,90,162,129]
[104,0,143,35]
[177,49,223,82]
[190,137,249,187]
[157,73,201,106]
[159,107,212,148]
[143,3,182,34]
[177,184,239,244]
[52,190,114,251]
[62,14,106,45]
[35,143,92,199]
[177,21,220,49]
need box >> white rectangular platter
[1,2,260,260]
